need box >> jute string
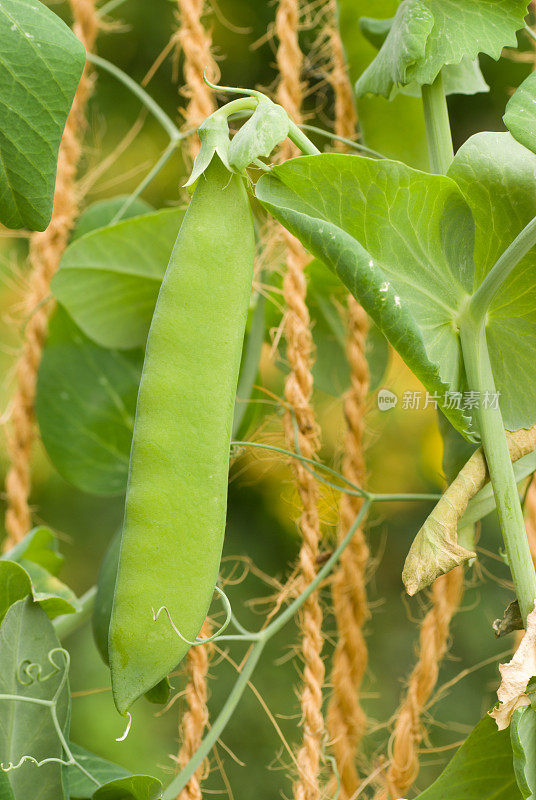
[173,3,218,797]
[275,2,325,798]
[375,569,464,799]
[323,4,370,798]
[3,0,99,551]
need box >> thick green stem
[422,72,454,175]
[460,318,536,623]
[469,215,536,323]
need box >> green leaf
[415,714,522,800]
[511,706,536,800]
[72,197,154,241]
[228,101,289,172]
[359,17,489,97]
[36,307,142,496]
[504,70,536,156]
[446,132,536,431]
[0,0,86,231]
[356,0,528,99]
[256,137,536,435]
[256,153,475,436]
[52,209,185,350]
[0,599,71,800]
[1,527,64,575]
[91,776,162,800]
[336,0,429,169]
[66,744,129,799]
[0,560,78,622]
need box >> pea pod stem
[459,314,536,624]
[162,501,370,800]
[53,587,96,640]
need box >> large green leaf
[511,706,536,800]
[255,135,536,435]
[0,0,86,231]
[256,153,474,435]
[52,209,185,350]
[415,714,522,799]
[0,599,71,800]
[67,744,129,799]
[336,0,428,169]
[36,308,142,495]
[504,70,536,156]
[356,0,528,99]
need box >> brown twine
[375,568,464,800]
[323,5,369,797]
[173,3,218,796]
[327,297,370,800]
[275,3,325,799]
[174,0,219,157]
[2,0,99,550]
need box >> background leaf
[71,197,154,242]
[66,744,130,799]
[0,0,86,230]
[504,70,536,156]
[52,209,185,350]
[0,599,71,800]
[0,560,78,622]
[1,527,64,575]
[36,308,142,495]
[91,776,162,800]
[336,0,429,169]
[356,0,527,99]
[415,714,522,799]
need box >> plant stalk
[459,318,536,623]
[422,71,454,175]
[469,215,536,323]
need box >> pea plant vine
[2,1,536,799]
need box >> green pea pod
[109,157,255,714]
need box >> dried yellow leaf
[403,426,536,596]
[490,601,536,730]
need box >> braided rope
[173,4,218,795]
[327,297,370,800]
[3,0,99,550]
[275,3,325,798]
[322,6,370,797]
[376,568,464,800]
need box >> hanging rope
[326,297,370,800]
[174,0,219,155]
[173,4,218,796]
[275,3,325,799]
[3,0,99,551]
[322,4,370,798]
[375,568,464,800]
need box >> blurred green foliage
[0,1,534,797]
